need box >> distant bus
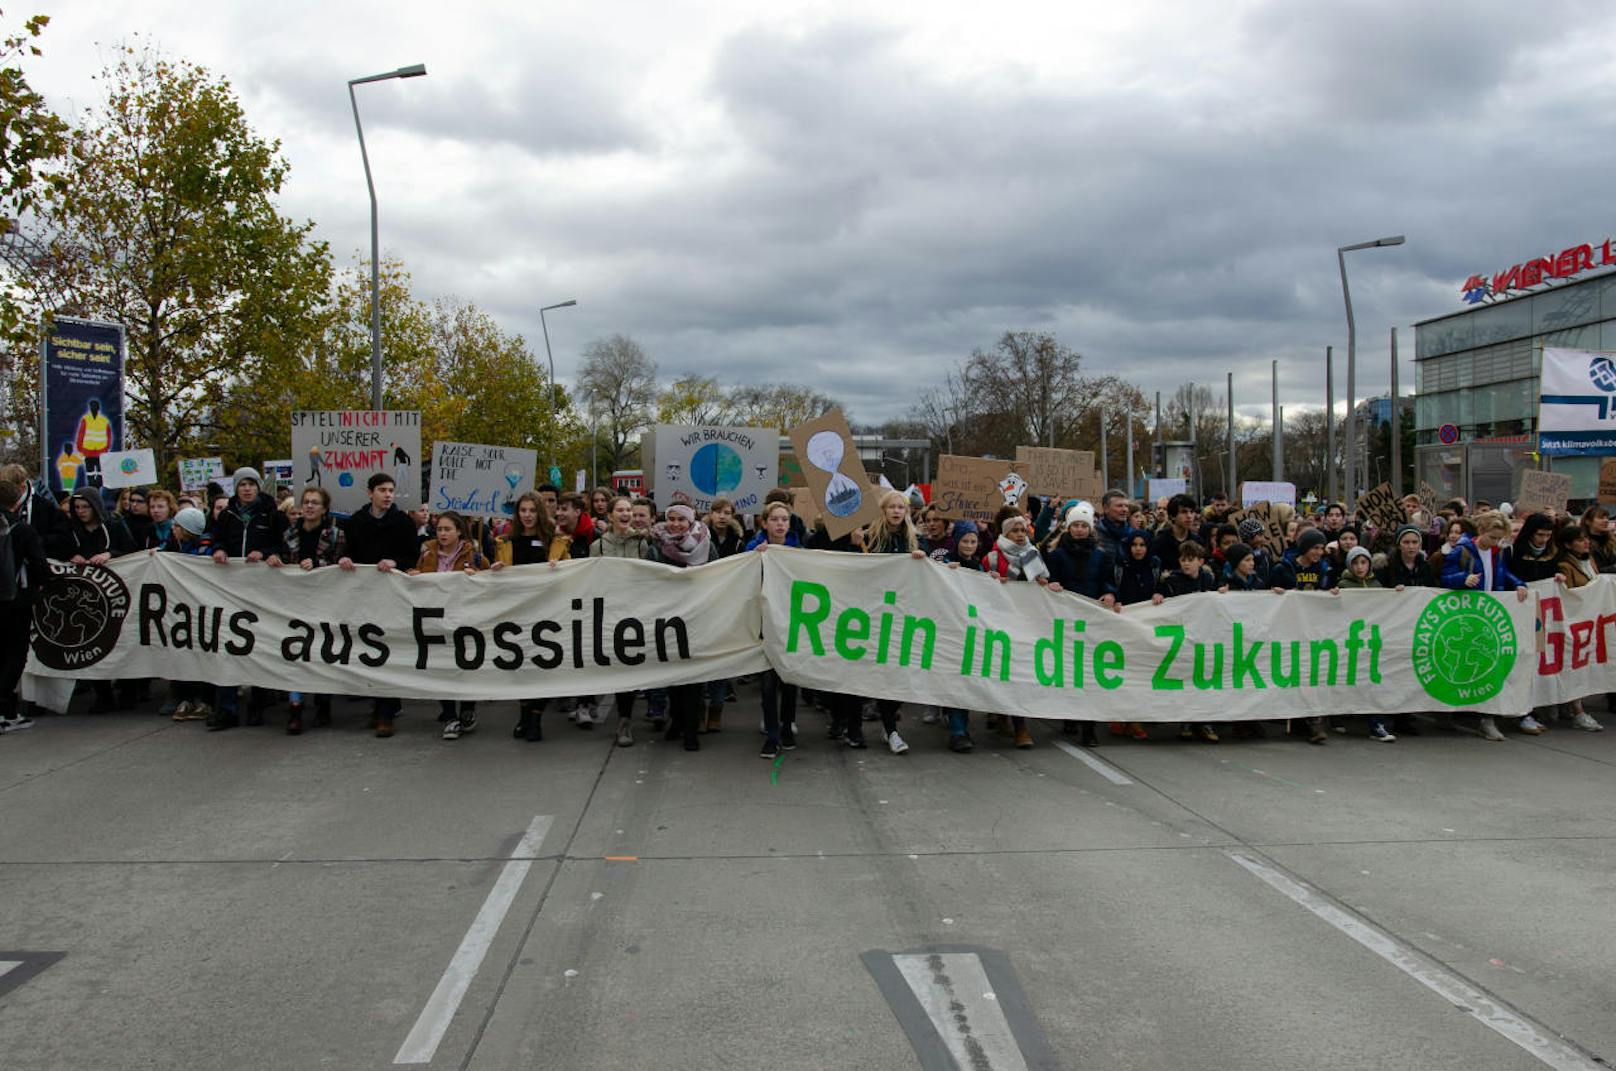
[610,469,644,494]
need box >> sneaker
[460,713,477,734]
[441,719,462,740]
[1572,711,1605,732]
[1478,717,1505,742]
[375,712,395,738]
[0,715,34,733]
[1129,723,1150,741]
[171,701,192,722]
[760,737,780,759]
[184,702,212,722]
[158,701,178,718]
[576,713,594,731]
[780,724,797,750]
[844,734,868,750]
[948,733,974,753]
[1517,715,1546,735]
[1329,717,1347,735]
[1308,728,1329,745]
[826,724,844,741]
[589,703,608,726]
[1197,724,1219,744]
[921,707,939,725]
[615,720,634,748]
[887,731,909,755]
[1179,725,1194,741]
[1369,724,1396,742]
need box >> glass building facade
[1413,271,1616,505]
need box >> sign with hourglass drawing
[788,409,884,539]
[651,424,779,514]
[429,441,537,518]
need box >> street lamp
[348,63,427,410]
[539,299,577,476]
[1337,234,1404,506]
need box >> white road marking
[895,953,1028,1071]
[1053,740,1134,784]
[393,815,554,1065]
[1228,851,1602,1071]
[0,961,20,979]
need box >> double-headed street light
[1338,234,1404,506]
[540,300,577,476]
[349,63,427,410]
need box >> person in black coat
[1113,529,1159,607]
[54,489,134,563]
[209,467,286,563]
[1504,512,1559,584]
[339,473,423,738]
[0,475,49,731]
[0,464,65,552]
[1377,524,1433,589]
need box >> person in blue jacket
[1438,509,1534,741]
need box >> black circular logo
[31,562,131,671]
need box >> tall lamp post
[539,299,577,476]
[1337,233,1404,507]
[348,63,427,410]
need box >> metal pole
[1339,248,1357,507]
[540,308,556,475]
[349,84,383,410]
[1187,389,1198,499]
[1098,413,1109,489]
[590,404,598,487]
[1125,412,1135,498]
[1276,405,1284,481]
[1271,359,1281,481]
[1227,370,1236,498]
[1390,326,1401,498]
[1154,391,1161,477]
[1326,345,1337,504]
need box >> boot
[1080,722,1099,748]
[1014,725,1034,749]
[312,696,331,728]
[286,702,303,736]
[704,702,723,733]
[682,708,700,751]
[519,701,543,742]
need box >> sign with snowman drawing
[429,441,537,518]
[652,423,778,514]
[787,409,884,539]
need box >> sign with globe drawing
[652,424,779,514]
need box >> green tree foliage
[40,46,331,476]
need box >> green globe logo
[1411,592,1517,706]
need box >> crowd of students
[1,460,1611,757]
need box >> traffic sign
[1437,423,1460,445]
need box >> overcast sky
[26,0,1616,424]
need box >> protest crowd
[1,458,1611,757]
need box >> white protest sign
[652,424,778,514]
[429,441,538,519]
[1240,481,1296,506]
[100,448,157,489]
[262,459,296,488]
[290,410,421,513]
[1147,478,1187,502]
[177,457,225,492]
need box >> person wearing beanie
[152,502,216,722]
[1337,546,1381,588]
[1040,501,1115,750]
[174,507,208,538]
[1378,523,1432,590]
[1152,540,1222,744]
[1267,526,1334,744]
[1222,541,1265,591]
[211,465,284,564]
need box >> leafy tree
[38,46,331,476]
[577,334,656,473]
[726,382,839,431]
[656,373,730,426]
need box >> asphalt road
[1,686,1613,1071]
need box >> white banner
[759,550,1543,720]
[1538,347,1616,456]
[100,448,157,489]
[429,441,537,519]
[27,553,767,701]
[25,550,1616,720]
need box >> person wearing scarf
[651,504,713,751]
[984,515,1046,581]
[1505,512,1559,583]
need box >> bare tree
[577,334,657,473]
[727,383,839,430]
[962,331,1088,449]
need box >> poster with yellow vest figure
[42,317,125,498]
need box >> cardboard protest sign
[1416,480,1440,518]
[1015,447,1100,500]
[177,457,225,492]
[652,424,778,514]
[1599,461,1616,504]
[291,411,421,512]
[1229,501,1287,552]
[1516,469,1573,515]
[1239,481,1296,507]
[100,448,157,489]
[787,409,882,539]
[933,454,1013,522]
[1354,482,1406,532]
[429,441,538,518]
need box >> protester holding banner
[1551,524,1608,734]
[1039,502,1117,749]
[139,490,178,551]
[1578,506,1616,573]
[1378,525,1433,590]
[646,503,714,751]
[490,492,560,743]
[263,486,347,733]
[1149,494,1200,570]
[338,474,420,738]
[750,502,802,758]
[1505,514,1560,584]
[407,510,486,740]
[983,514,1043,582]
[1438,510,1533,741]
[1094,491,1132,561]
[209,468,285,564]
[585,494,660,747]
[0,476,50,734]
[0,465,62,551]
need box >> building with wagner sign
[1413,235,1616,506]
